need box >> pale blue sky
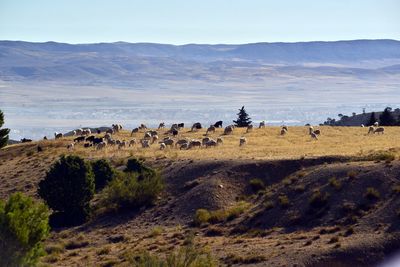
[0,0,399,44]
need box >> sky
[0,0,399,44]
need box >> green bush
[329,177,342,191]
[0,193,50,266]
[99,169,164,211]
[38,155,95,225]
[126,158,155,176]
[278,195,290,208]
[249,178,265,192]
[194,209,211,225]
[91,159,115,191]
[309,190,329,209]
[194,202,250,225]
[365,187,380,200]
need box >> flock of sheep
[51,120,386,151]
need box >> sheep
[151,135,159,144]
[163,139,174,147]
[175,139,188,148]
[282,126,288,132]
[43,136,48,140]
[129,139,137,147]
[21,138,32,143]
[54,132,63,139]
[67,143,74,150]
[139,124,147,130]
[280,128,288,135]
[159,143,166,150]
[108,140,117,146]
[374,122,379,127]
[214,121,223,128]
[172,129,179,137]
[131,128,139,136]
[96,142,107,150]
[246,125,254,133]
[144,132,152,140]
[374,127,385,134]
[206,125,216,135]
[106,128,114,134]
[82,129,91,136]
[148,130,158,136]
[118,141,128,149]
[163,136,172,141]
[180,143,189,150]
[217,137,223,145]
[310,132,318,140]
[178,123,184,129]
[309,127,321,136]
[259,121,266,128]
[202,137,211,146]
[191,122,202,132]
[71,130,77,136]
[74,136,85,143]
[158,122,165,129]
[104,133,112,142]
[75,129,83,135]
[361,124,365,127]
[141,139,150,148]
[170,124,179,131]
[368,126,375,134]
[84,143,92,148]
[239,137,247,146]
[92,137,104,145]
[224,125,234,135]
[205,139,217,148]
[188,140,202,149]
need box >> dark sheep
[214,121,223,128]
[84,143,92,148]
[85,135,95,142]
[92,137,104,145]
[178,123,184,128]
[21,138,32,143]
[74,136,85,143]
[172,129,179,137]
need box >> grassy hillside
[1,126,400,266]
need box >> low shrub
[364,187,380,200]
[329,177,342,191]
[278,195,290,208]
[98,170,164,211]
[91,159,115,191]
[0,193,50,266]
[194,209,211,226]
[347,171,358,179]
[309,190,329,209]
[194,202,250,225]
[249,178,265,192]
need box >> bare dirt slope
[1,140,400,266]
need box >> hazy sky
[0,0,399,44]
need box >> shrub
[129,235,217,267]
[263,200,274,210]
[91,159,115,191]
[362,151,396,162]
[249,178,265,192]
[0,193,50,266]
[347,171,357,179]
[329,177,342,191]
[126,158,155,176]
[38,155,95,225]
[194,209,211,225]
[309,190,329,209]
[364,187,380,200]
[278,195,290,208]
[99,170,164,211]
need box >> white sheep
[217,137,223,145]
[159,143,166,150]
[368,126,375,134]
[239,137,247,146]
[67,143,74,150]
[259,121,266,128]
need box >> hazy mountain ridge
[1,39,400,84]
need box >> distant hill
[1,39,400,84]
[324,108,400,126]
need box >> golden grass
[10,126,400,161]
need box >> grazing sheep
[96,129,101,134]
[361,124,365,127]
[144,132,152,140]
[164,139,174,147]
[129,139,137,146]
[43,136,48,140]
[71,130,77,136]
[158,122,165,129]
[191,122,202,132]
[374,122,379,127]
[282,126,288,132]
[104,133,112,142]
[106,128,114,134]
[148,130,158,136]
[67,143,74,150]
[86,135,95,142]
[206,125,216,135]
[175,139,188,148]
[374,127,385,134]
[246,125,254,133]
[214,121,223,128]
[84,143,92,148]
[141,139,150,148]
[205,139,217,148]
[170,124,179,131]
[74,136,85,143]
[96,142,107,150]
[108,140,117,146]
[280,128,288,135]
[75,129,83,135]
[239,137,247,146]
[224,125,234,135]
[159,143,166,150]
[368,126,375,134]
[54,132,63,139]
[92,137,104,145]
[178,123,184,129]
[151,135,159,144]
[139,124,147,130]
[131,128,139,136]
[180,143,189,150]
[202,137,211,146]
[82,129,91,136]
[217,137,223,145]
[172,129,179,137]
[118,141,128,149]
[188,140,202,149]
[163,136,172,141]
[259,121,266,128]
[21,138,32,143]
[310,132,318,140]
[309,127,321,136]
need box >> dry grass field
[1,126,400,266]
[21,126,400,161]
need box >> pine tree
[367,112,377,126]
[379,107,396,126]
[233,106,252,127]
[0,109,10,149]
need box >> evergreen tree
[0,109,10,149]
[379,107,396,126]
[233,106,252,127]
[367,112,377,126]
